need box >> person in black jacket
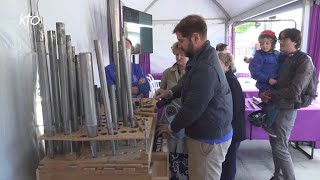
[218,52,246,180]
[155,15,233,180]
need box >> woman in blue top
[104,38,149,98]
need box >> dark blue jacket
[249,50,283,92]
[170,41,233,140]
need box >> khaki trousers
[186,136,231,180]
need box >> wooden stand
[133,98,157,113]
[37,99,168,180]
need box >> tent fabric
[139,53,151,74]
[150,23,225,73]
[307,1,320,85]
[0,1,40,180]
[121,0,298,74]
[38,0,110,86]
[121,0,273,20]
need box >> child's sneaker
[263,126,277,138]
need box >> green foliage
[235,22,255,33]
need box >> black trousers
[220,140,241,180]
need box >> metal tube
[72,47,79,126]
[71,46,80,152]
[48,30,63,154]
[47,31,62,133]
[108,85,118,130]
[94,40,116,155]
[66,36,79,132]
[94,85,101,127]
[75,55,84,125]
[35,23,54,158]
[124,39,136,128]
[118,40,129,127]
[94,40,115,132]
[108,0,122,123]
[115,56,123,123]
[56,22,71,135]
[46,32,56,133]
[119,37,136,128]
[126,48,132,89]
[79,52,98,157]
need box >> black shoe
[263,126,277,138]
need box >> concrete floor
[235,140,320,180]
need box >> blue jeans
[261,103,280,127]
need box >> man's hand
[156,125,169,136]
[268,78,277,85]
[260,90,271,103]
[155,89,171,100]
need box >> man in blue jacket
[155,15,233,180]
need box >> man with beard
[155,15,233,180]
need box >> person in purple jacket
[249,30,283,138]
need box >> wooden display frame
[36,99,168,180]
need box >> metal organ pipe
[79,52,98,157]
[47,30,62,133]
[66,36,79,132]
[94,40,116,155]
[35,23,55,158]
[56,22,71,135]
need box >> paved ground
[235,140,320,180]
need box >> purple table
[245,98,320,159]
[243,89,260,98]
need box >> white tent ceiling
[121,0,299,23]
[121,0,300,73]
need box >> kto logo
[19,13,41,25]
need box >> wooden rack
[36,98,168,180]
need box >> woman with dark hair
[216,43,229,52]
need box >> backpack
[291,53,318,109]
